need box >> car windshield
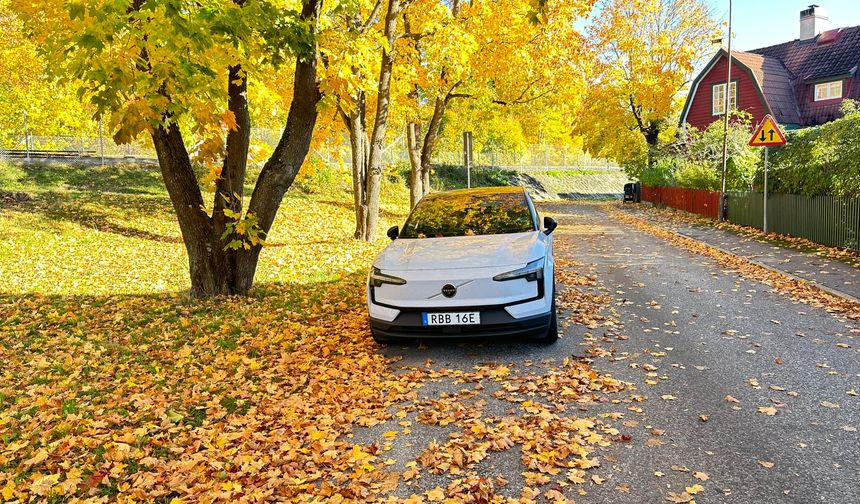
[399,190,535,238]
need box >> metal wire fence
[1,128,619,172]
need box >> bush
[626,112,758,191]
[683,112,759,191]
[673,160,720,191]
[766,101,860,198]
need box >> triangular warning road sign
[749,114,787,147]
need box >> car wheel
[539,286,559,344]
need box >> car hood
[374,231,546,271]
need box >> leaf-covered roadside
[609,205,860,321]
[631,203,860,268]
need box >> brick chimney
[800,5,829,41]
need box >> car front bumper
[369,307,552,339]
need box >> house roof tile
[749,25,860,82]
[732,51,802,125]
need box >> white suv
[367,186,558,343]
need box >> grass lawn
[0,160,414,502]
[0,161,408,294]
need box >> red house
[680,5,860,131]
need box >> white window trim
[712,81,737,116]
[814,80,842,101]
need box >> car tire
[370,326,391,345]
[539,285,559,344]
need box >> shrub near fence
[641,185,721,219]
[727,192,860,251]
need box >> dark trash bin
[624,182,642,203]
[623,183,635,202]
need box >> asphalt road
[355,202,859,503]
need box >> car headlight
[493,258,544,282]
[369,266,407,287]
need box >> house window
[712,81,737,115]
[814,80,842,101]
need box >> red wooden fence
[640,185,721,219]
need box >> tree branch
[246,0,322,240]
[360,0,384,30]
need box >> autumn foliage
[0,163,638,502]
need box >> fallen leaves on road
[758,406,779,416]
[758,460,775,469]
[685,483,704,495]
[666,491,694,502]
[609,206,860,321]
[693,471,710,481]
[0,267,640,503]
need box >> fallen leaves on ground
[625,202,860,268]
[0,196,644,503]
[609,206,860,321]
[758,406,779,416]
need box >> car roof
[423,186,526,199]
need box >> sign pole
[763,147,768,234]
[719,0,733,221]
[463,132,473,188]
[23,111,30,161]
[99,119,105,166]
[747,114,785,234]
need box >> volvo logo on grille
[441,284,457,298]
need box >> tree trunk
[237,6,322,292]
[404,96,449,209]
[212,64,251,291]
[420,96,447,187]
[346,93,369,239]
[151,123,234,297]
[150,0,321,297]
[406,121,423,208]
[361,0,400,241]
[644,123,660,168]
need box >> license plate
[422,312,481,326]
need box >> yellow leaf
[685,483,704,495]
[425,486,445,502]
[757,406,778,416]
[2,480,15,500]
[30,474,61,496]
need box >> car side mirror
[387,225,399,240]
[543,217,557,235]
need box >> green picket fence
[727,192,860,251]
